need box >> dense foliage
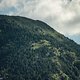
[0,15,80,80]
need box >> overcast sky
[0,0,80,44]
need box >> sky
[0,0,80,44]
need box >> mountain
[0,15,80,80]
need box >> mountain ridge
[0,15,80,80]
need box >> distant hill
[0,15,80,80]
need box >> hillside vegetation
[0,15,80,80]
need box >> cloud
[0,0,80,43]
[0,0,17,9]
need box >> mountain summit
[0,15,80,80]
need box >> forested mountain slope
[0,15,80,80]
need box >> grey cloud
[0,0,3,3]
[65,16,80,26]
